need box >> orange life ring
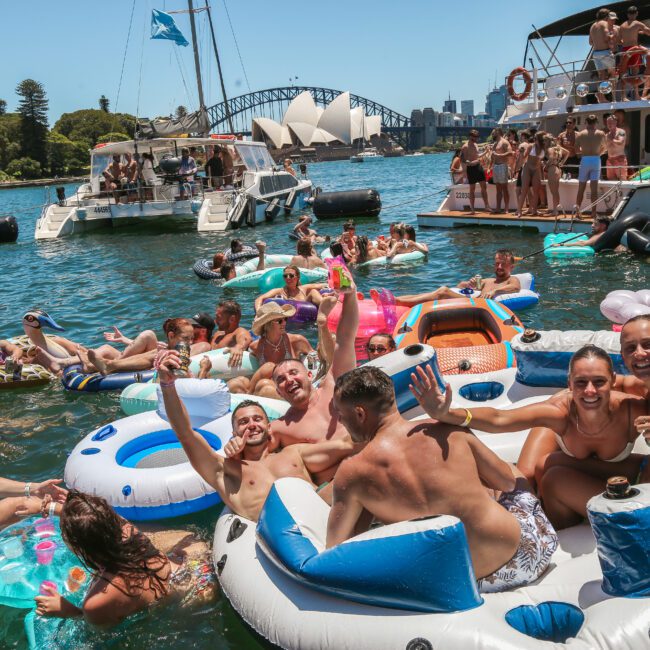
[618,46,647,86]
[507,67,532,101]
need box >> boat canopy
[91,137,237,155]
[528,1,650,39]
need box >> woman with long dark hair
[34,491,215,625]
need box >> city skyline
[2,1,600,124]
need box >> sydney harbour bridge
[205,86,492,150]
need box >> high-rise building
[485,85,509,122]
[461,100,474,116]
[443,98,457,114]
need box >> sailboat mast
[205,2,234,134]
[187,0,206,126]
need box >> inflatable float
[194,253,293,281]
[67,379,290,520]
[321,244,426,266]
[223,263,327,290]
[0,361,53,390]
[395,297,523,374]
[312,188,381,219]
[262,298,318,329]
[600,289,650,325]
[214,473,650,650]
[543,233,594,257]
[451,273,539,311]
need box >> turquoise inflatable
[257,266,327,292]
[357,250,427,267]
[543,233,595,257]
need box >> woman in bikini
[34,491,215,625]
[410,344,649,529]
[449,149,465,184]
[543,136,569,215]
[254,265,326,313]
[516,131,546,218]
[357,236,382,263]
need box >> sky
[0,0,606,126]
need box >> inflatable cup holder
[458,382,505,402]
[403,344,424,356]
[505,602,584,643]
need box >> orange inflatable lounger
[393,297,524,374]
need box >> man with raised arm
[157,360,355,521]
[326,366,557,593]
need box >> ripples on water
[0,154,648,647]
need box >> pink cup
[33,518,55,536]
[39,580,57,595]
[34,540,56,565]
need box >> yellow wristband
[461,409,472,428]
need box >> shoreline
[0,176,86,191]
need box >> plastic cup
[0,562,25,585]
[0,537,24,559]
[66,567,87,593]
[34,540,56,565]
[33,518,55,537]
[39,580,57,595]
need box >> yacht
[350,147,384,163]
[418,4,650,235]
[35,137,312,239]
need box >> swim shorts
[477,490,558,593]
[592,49,616,71]
[466,164,486,185]
[492,163,510,185]
[622,45,644,68]
[606,154,628,180]
[578,155,602,183]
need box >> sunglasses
[274,317,287,324]
[367,344,388,353]
[283,273,297,279]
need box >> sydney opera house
[251,91,386,159]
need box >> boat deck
[417,209,594,234]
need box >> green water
[0,154,647,648]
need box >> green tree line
[0,80,136,181]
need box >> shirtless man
[123,153,139,203]
[210,300,252,367]
[395,249,521,305]
[558,118,579,178]
[461,130,493,214]
[293,216,327,244]
[554,216,611,248]
[590,8,617,103]
[575,115,607,218]
[326,366,557,593]
[290,238,326,270]
[605,115,628,180]
[491,128,512,213]
[102,155,124,198]
[618,5,650,100]
[159,375,354,521]
[268,271,359,483]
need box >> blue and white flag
[151,9,189,47]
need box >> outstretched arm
[332,273,359,379]
[316,294,337,368]
[0,339,23,362]
[255,241,266,271]
[297,435,355,476]
[254,288,281,312]
[156,351,225,490]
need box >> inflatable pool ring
[262,298,318,329]
[193,258,220,280]
[120,378,290,417]
[451,273,540,311]
[237,254,294,275]
[394,297,523,374]
[188,347,259,379]
[66,379,236,520]
[256,267,328,293]
[215,473,650,650]
[326,291,409,361]
[511,329,627,387]
[357,250,427,267]
[61,365,155,392]
[600,289,650,325]
[0,362,53,390]
[543,233,594,257]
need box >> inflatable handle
[379,288,399,333]
[459,287,475,296]
[91,424,117,442]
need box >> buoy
[0,216,18,243]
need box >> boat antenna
[205,2,234,133]
[187,0,207,135]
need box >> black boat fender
[0,216,18,243]
[594,212,650,251]
[312,189,381,219]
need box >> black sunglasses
[283,273,297,279]
[367,344,388,353]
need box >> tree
[99,95,110,112]
[0,100,6,116]
[96,132,130,144]
[6,157,42,179]
[175,105,188,119]
[53,109,135,148]
[0,113,21,171]
[16,79,49,170]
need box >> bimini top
[91,136,243,156]
[529,1,650,39]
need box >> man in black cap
[189,312,215,354]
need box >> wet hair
[367,333,396,351]
[568,344,614,376]
[220,262,235,280]
[357,235,371,263]
[162,317,192,336]
[334,366,396,424]
[297,238,312,256]
[60,490,167,599]
[535,131,546,148]
[230,239,243,253]
[404,225,416,241]
[231,399,269,426]
[329,241,344,257]
[597,7,610,20]
[586,114,598,125]
[283,264,301,280]
[217,299,241,319]
[343,220,356,232]
[595,215,610,227]
[495,248,515,263]
[212,252,225,269]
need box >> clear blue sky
[1,0,602,125]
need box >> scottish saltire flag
[151,9,189,47]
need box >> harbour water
[0,153,647,648]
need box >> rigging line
[113,0,137,124]
[135,0,149,121]
[222,0,251,91]
[173,44,197,109]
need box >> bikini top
[256,333,294,366]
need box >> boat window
[235,144,274,171]
[259,174,299,195]
[645,115,650,153]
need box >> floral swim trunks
[478,489,558,593]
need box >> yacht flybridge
[35,137,312,239]
[418,1,650,238]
